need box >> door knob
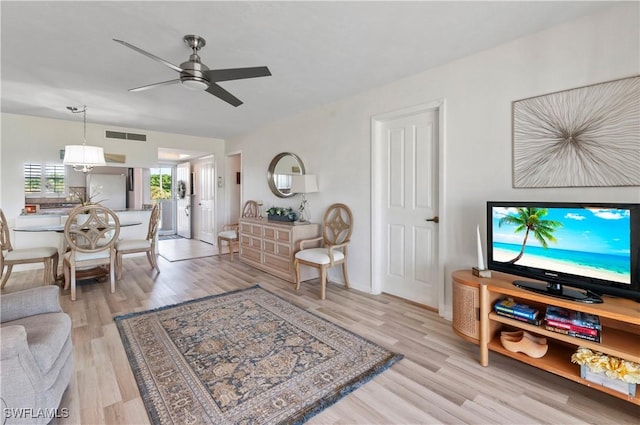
[426,216,439,223]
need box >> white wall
[0,114,226,233]
[227,3,640,317]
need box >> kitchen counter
[21,208,152,216]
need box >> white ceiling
[1,1,614,140]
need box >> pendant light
[63,105,106,172]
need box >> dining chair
[0,208,59,288]
[62,204,120,301]
[217,200,258,260]
[294,203,353,299]
[115,203,160,280]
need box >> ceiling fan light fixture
[114,35,271,105]
[181,78,209,90]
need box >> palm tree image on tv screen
[492,206,631,285]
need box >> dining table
[14,221,143,284]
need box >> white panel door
[194,159,216,244]
[176,162,191,239]
[379,109,439,307]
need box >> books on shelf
[494,298,540,321]
[494,310,543,326]
[544,306,601,343]
[544,324,601,342]
[545,306,601,329]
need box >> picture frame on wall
[512,75,639,188]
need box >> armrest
[0,286,62,323]
[327,241,350,265]
[0,325,44,387]
[0,325,29,360]
[299,236,323,250]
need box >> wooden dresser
[238,218,321,283]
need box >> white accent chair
[62,205,120,301]
[115,203,160,280]
[0,208,59,288]
[0,286,73,425]
[294,203,353,299]
[217,200,258,260]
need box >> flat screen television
[486,201,640,303]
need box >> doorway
[371,100,444,310]
[226,152,242,226]
[176,161,192,239]
[149,166,175,236]
[194,156,216,244]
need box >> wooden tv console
[452,270,640,405]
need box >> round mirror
[267,152,305,198]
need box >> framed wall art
[512,75,639,188]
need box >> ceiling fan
[113,35,271,107]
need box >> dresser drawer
[240,234,261,249]
[239,222,252,234]
[264,226,291,243]
[238,218,320,283]
[240,246,261,263]
[250,224,263,236]
[263,240,291,257]
[264,253,291,273]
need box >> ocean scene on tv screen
[492,207,631,284]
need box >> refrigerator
[87,173,127,210]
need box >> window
[24,163,42,193]
[150,167,173,200]
[24,163,66,194]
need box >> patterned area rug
[114,286,402,424]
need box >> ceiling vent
[105,130,147,142]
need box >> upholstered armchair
[294,203,353,299]
[0,286,73,425]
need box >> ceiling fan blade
[205,83,243,107]
[205,66,272,82]
[129,79,181,92]
[113,39,183,73]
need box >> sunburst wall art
[512,76,639,188]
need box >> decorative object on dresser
[0,286,73,425]
[266,206,297,222]
[238,217,320,283]
[217,200,258,260]
[63,204,120,301]
[115,203,161,279]
[294,203,353,300]
[114,285,403,425]
[0,208,59,288]
[291,174,318,222]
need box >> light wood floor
[3,242,638,424]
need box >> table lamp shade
[291,174,318,194]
